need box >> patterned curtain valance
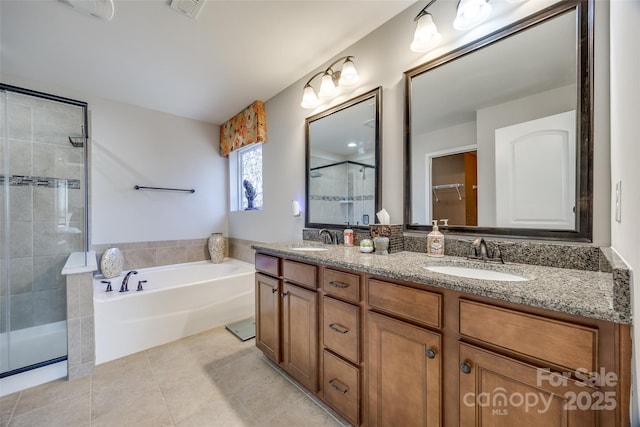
[220,100,267,157]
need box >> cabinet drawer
[323,297,359,364]
[283,260,317,289]
[459,299,598,371]
[323,350,360,426]
[255,253,280,277]
[322,268,360,303]
[368,279,441,329]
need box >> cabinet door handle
[426,348,437,359]
[329,323,349,334]
[328,378,349,394]
[271,287,277,294]
[281,291,288,298]
[329,281,349,289]
[460,362,472,374]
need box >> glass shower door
[0,85,88,376]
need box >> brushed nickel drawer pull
[328,378,349,394]
[329,323,349,334]
[329,281,349,289]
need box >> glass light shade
[338,59,359,87]
[410,13,442,52]
[453,0,492,31]
[318,73,337,98]
[300,85,319,109]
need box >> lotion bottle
[427,220,444,257]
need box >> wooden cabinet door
[255,273,281,363]
[459,343,598,427]
[367,312,442,427]
[282,282,318,391]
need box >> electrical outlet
[615,180,622,223]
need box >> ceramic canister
[207,233,225,263]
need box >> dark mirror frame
[305,86,382,230]
[404,0,593,242]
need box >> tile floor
[0,327,348,427]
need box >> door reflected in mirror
[306,87,381,228]
[405,1,593,241]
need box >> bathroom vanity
[253,242,631,427]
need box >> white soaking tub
[93,259,255,364]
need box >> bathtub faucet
[120,270,138,292]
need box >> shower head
[68,136,85,148]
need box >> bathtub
[93,258,255,364]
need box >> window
[233,143,263,211]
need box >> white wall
[230,0,610,245]
[2,74,228,245]
[609,0,640,423]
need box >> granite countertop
[252,241,631,325]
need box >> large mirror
[306,87,382,229]
[405,0,592,241]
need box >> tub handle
[137,280,147,291]
[101,280,112,292]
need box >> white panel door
[495,110,576,229]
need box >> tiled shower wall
[1,92,85,333]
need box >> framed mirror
[405,0,593,241]
[306,87,382,229]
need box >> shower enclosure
[1,84,88,378]
[308,160,375,226]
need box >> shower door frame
[1,83,89,377]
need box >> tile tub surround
[0,327,348,427]
[91,237,229,273]
[252,241,631,325]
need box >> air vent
[170,0,205,19]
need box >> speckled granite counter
[252,241,631,325]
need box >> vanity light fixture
[300,56,360,109]
[453,0,492,30]
[411,0,442,52]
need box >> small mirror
[306,87,382,229]
[405,1,592,241]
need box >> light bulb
[318,73,337,98]
[411,13,442,52]
[300,85,319,109]
[338,58,359,87]
[453,0,492,31]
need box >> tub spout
[120,270,138,292]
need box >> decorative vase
[207,233,225,264]
[100,247,124,278]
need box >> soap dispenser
[343,224,354,247]
[427,220,444,257]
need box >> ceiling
[0,0,414,125]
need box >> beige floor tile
[8,393,90,427]
[11,376,90,417]
[0,392,19,425]
[174,396,252,427]
[91,389,172,427]
[159,373,227,423]
[261,393,344,427]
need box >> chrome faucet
[120,270,138,292]
[318,229,335,244]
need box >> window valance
[220,100,267,157]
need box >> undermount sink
[425,265,528,282]
[289,247,328,252]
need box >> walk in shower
[308,160,375,226]
[1,84,88,380]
